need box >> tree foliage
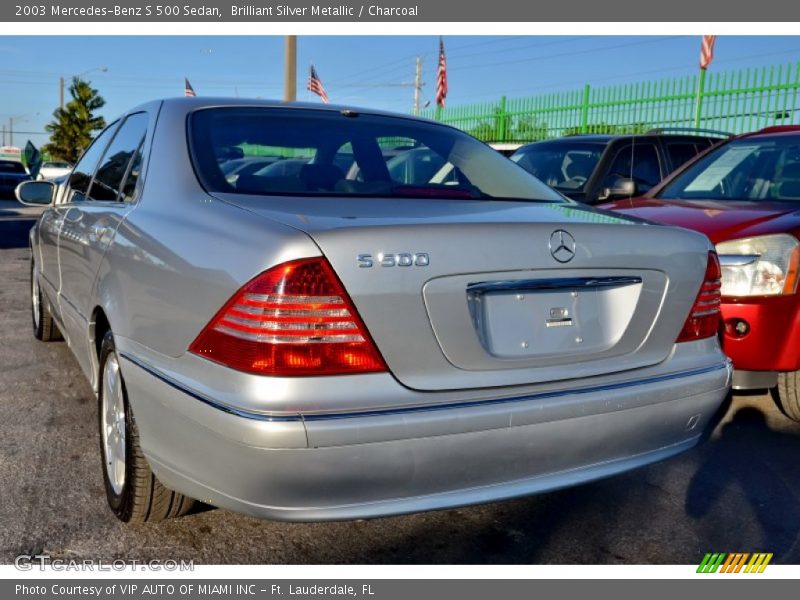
[512,116,549,142]
[562,122,650,136]
[42,77,106,163]
[468,114,550,143]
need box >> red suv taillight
[676,252,722,343]
[189,258,387,376]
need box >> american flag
[436,37,448,108]
[700,35,717,70]
[307,65,329,104]
[184,78,196,97]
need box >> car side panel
[92,100,322,361]
[95,199,321,360]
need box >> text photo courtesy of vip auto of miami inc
[0,33,799,573]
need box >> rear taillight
[676,252,722,343]
[189,258,387,376]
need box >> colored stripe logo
[697,552,773,573]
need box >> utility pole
[284,35,297,102]
[1,124,5,146]
[413,56,422,115]
[8,117,12,147]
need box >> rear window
[189,107,563,203]
[0,161,26,174]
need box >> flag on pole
[184,78,197,97]
[307,65,329,104]
[699,35,717,70]
[436,37,448,108]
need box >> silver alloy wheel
[31,272,40,329]
[101,354,126,495]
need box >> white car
[37,161,72,181]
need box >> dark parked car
[0,160,31,197]
[511,130,727,204]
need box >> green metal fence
[421,62,800,142]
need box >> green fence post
[580,84,591,134]
[414,61,800,139]
[496,95,508,142]
[694,68,707,129]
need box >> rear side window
[119,143,144,203]
[66,121,119,202]
[189,107,563,203]
[88,112,148,202]
[666,142,702,169]
[603,143,662,189]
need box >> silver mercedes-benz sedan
[16,98,731,523]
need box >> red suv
[602,125,800,421]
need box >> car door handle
[88,225,109,242]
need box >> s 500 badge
[358,253,430,268]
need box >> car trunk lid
[212,194,712,391]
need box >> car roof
[515,132,718,152]
[126,96,447,129]
[738,125,800,140]
[519,135,616,146]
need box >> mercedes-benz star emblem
[549,230,576,263]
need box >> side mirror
[16,180,55,207]
[598,177,638,202]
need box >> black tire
[31,261,62,342]
[98,330,194,523]
[776,371,800,422]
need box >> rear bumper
[731,369,778,390]
[121,354,731,521]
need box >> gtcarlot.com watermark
[14,554,194,572]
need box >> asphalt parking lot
[1,201,799,565]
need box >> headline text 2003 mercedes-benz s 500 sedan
[16,98,732,523]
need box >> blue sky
[2,35,800,147]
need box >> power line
[330,36,597,88]
[448,35,690,72]
[450,46,800,103]
[325,37,523,85]
[0,69,283,88]
[0,79,283,92]
[328,36,670,94]
[441,36,598,62]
